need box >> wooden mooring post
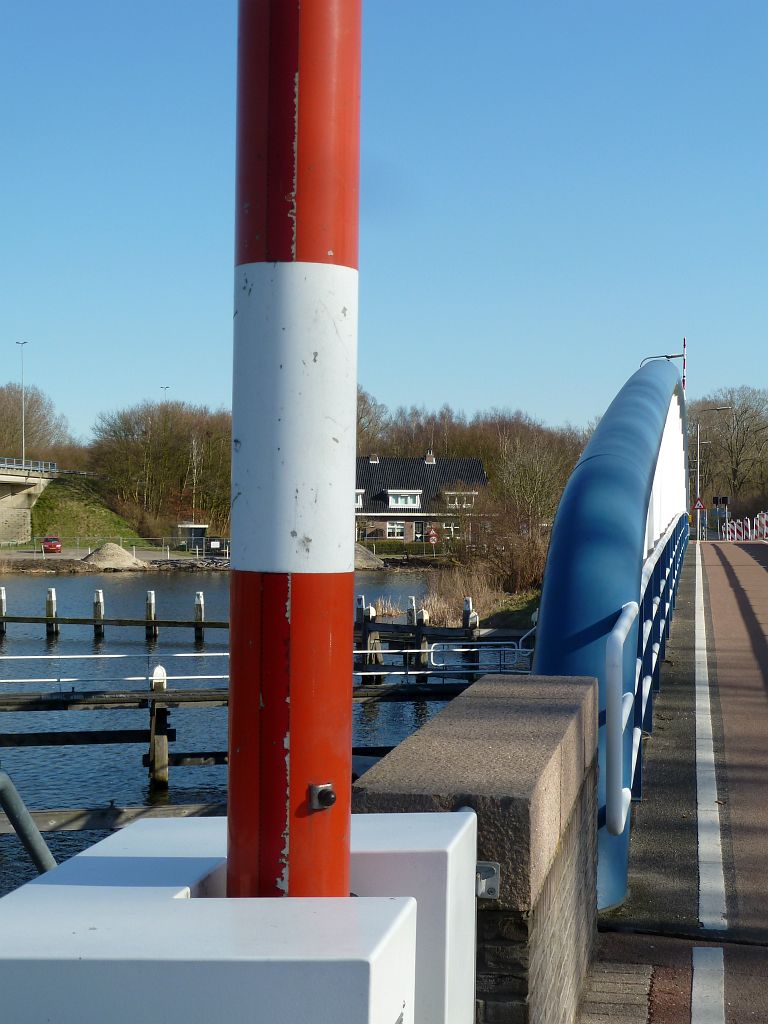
[93,590,105,639]
[148,665,169,788]
[355,596,384,684]
[403,596,430,672]
[45,588,59,637]
[462,596,480,630]
[194,591,205,642]
[0,587,5,638]
[415,605,430,675]
[461,597,481,677]
[145,590,158,640]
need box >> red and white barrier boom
[228,0,362,898]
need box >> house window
[355,490,364,508]
[387,521,406,539]
[387,490,422,509]
[443,521,460,539]
[414,521,424,542]
[445,491,477,508]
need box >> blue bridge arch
[533,360,688,908]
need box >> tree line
[0,384,231,536]
[0,381,587,587]
[7,379,768,579]
[688,387,768,517]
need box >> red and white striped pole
[228,0,362,898]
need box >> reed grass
[423,560,505,627]
[372,595,404,619]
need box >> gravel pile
[354,543,385,570]
[81,543,149,570]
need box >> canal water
[0,570,439,892]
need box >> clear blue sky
[1,3,765,441]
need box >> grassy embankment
[479,589,540,629]
[30,477,144,546]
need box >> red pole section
[228,0,361,898]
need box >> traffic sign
[693,498,705,511]
[427,528,438,545]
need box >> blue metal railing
[533,360,688,909]
[0,457,58,474]
[604,514,687,834]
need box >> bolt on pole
[228,0,362,898]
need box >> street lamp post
[695,430,711,542]
[695,405,731,542]
[15,341,28,467]
[161,386,170,400]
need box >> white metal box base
[0,811,476,1024]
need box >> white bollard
[194,591,205,642]
[151,664,167,692]
[146,590,158,640]
[93,589,105,639]
[46,588,59,637]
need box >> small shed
[177,523,209,553]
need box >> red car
[42,536,62,554]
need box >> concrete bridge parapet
[353,674,598,1024]
[0,473,51,543]
[0,508,32,545]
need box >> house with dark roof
[356,450,488,543]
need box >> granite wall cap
[353,674,597,911]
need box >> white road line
[692,947,725,1024]
[695,543,728,929]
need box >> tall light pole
[160,386,170,400]
[15,341,28,467]
[696,405,731,542]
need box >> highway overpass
[0,459,57,544]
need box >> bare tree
[0,383,71,457]
[356,386,390,454]
[692,388,768,508]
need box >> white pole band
[232,261,358,574]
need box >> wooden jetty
[0,588,530,835]
[0,585,531,643]
[0,680,466,801]
[0,586,227,641]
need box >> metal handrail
[353,640,532,680]
[605,515,688,835]
[0,644,531,689]
[0,651,230,687]
[605,602,638,835]
[0,457,57,473]
[0,771,57,873]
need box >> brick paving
[577,962,652,1023]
